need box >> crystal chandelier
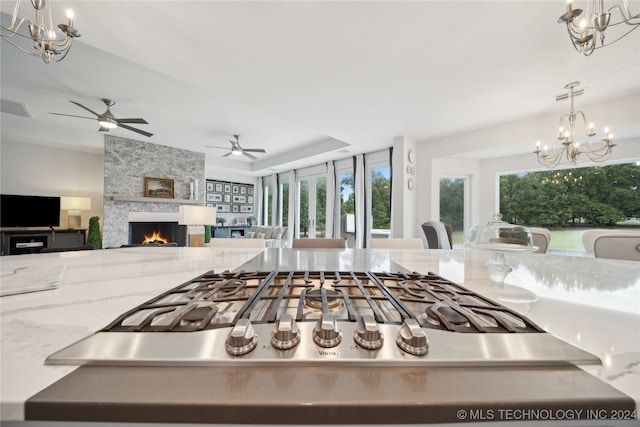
[1,0,80,63]
[534,82,615,169]
[558,0,640,56]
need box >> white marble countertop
[1,247,638,422]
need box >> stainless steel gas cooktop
[46,270,600,367]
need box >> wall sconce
[178,205,216,247]
[60,196,91,229]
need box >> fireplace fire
[142,231,169,245]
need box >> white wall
[391,136,417,238]
[205,167,259,186]
[0,139,104,230]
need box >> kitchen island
[1,246,638,425]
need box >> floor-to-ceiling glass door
[439,176,470,245]
[263,181,274,226]
[339,170,355,247]
[297,176,326,239]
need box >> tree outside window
[499,163,639,227]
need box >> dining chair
[527,227,551,254]
[593,234,640,261]
[581,229,639,255]
[209,238,266,249]
[420,221,453,249]
[581,229,609,255]
[370,238,424,249]
[292,238,346,249]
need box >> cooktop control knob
[271,313,301,350]
[313,312,342,348]
[225,318,258,356]
[396,319,429,356]
[353,314,384,349]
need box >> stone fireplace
[102,136,205,248]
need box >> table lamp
[60,196,91,229]
[179,205,217,247]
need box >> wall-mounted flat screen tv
[0,194,61,228]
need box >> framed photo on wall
[205,179,256,215]
[145,177,174,198]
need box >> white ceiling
[2,1,639,176]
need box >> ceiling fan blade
[243,148,266,153]
[118,123,154,138]
[205,145,230,150]
[69,101,100,117]
[49,112,95,120]
[115,118,149,125]
[243,152,258,160]
[222,152,232,158]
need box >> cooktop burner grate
[101,270,543,334]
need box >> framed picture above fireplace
[144,177,174,199]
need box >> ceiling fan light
[231,147,242,155]
[98,118,117,129]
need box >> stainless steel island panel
[26,364,635,424]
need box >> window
[297,175,327,238]
[280,181,289,227]
[339,171,355,247]
[263,182,273,226]
[370,165,391,231]
[366,151,391,242]
[499,163,640,253]
[439,177,469,245]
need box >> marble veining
[1,246,638,422]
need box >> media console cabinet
[211,226,252,238]
[1,229,86,256]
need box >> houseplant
[204,225,212,244]
[87,216,102,249]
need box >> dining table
[0,245,638,425]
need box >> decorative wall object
[144,177,174,198]
[206,180,255,215]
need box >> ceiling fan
[50,99,153,137]
[206,135,266,160]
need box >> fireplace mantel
[108,195,201,205]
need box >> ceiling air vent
[1,99,32,118]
